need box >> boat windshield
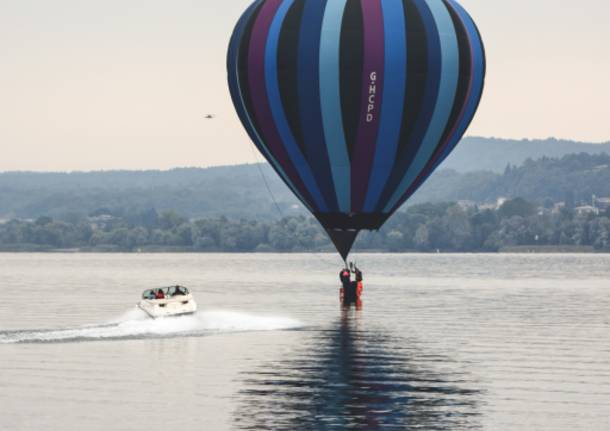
[167,285,190,296]
[142,289,156,300]
[142,286,190,299]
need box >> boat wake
[0,309,302,344]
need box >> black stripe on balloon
[395,0,428,160]
[340,0,364,161]
[373,0,429,212]
[385,1,469,216]
[436,0,471,154]
[237,1,266,146]
[387,6,486,215]
[277,0,307,156]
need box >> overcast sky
[0,0,608,171]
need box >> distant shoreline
[3,197,610,255]
[0,245,600,254]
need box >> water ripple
[233,309,483,430]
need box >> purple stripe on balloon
[351,0,385,212]
[247,0,316,208]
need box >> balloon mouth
[325,229,360,262]
[313,213,389,231]
[316,213,390,260]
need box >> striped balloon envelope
[227,0,486,260]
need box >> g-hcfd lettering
[366,71,377,123]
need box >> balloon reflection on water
[234,309,482,430]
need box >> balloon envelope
[228,0,485,260]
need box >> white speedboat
[138,286,197,319]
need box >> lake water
[1,253,609,430]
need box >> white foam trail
[0,310,302,344]
[107,307,149,324]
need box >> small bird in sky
[204,114,215,119]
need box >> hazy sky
[0,0,609,171]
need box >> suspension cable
[248,143,339,269]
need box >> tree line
[2,199,610,252]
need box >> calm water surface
[1,253,609,430]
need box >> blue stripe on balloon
[363,0,407,212]
[374,0,440,213]
[432,0,485,166]
[265,0,328,211]
[227,0,313,212]
[384,0,460,212]
[386,0,486,214]
[298,0,340,212]
[319,0,350,213]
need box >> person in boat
[154,289,165,299]
[172,285,186,296]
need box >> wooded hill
[1,138,610,221]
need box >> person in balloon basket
[339,267,352,305]
[339,264,363,307]
[352,264,363,307]
[354,265,363,297]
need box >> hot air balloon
[227,0,485,261]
